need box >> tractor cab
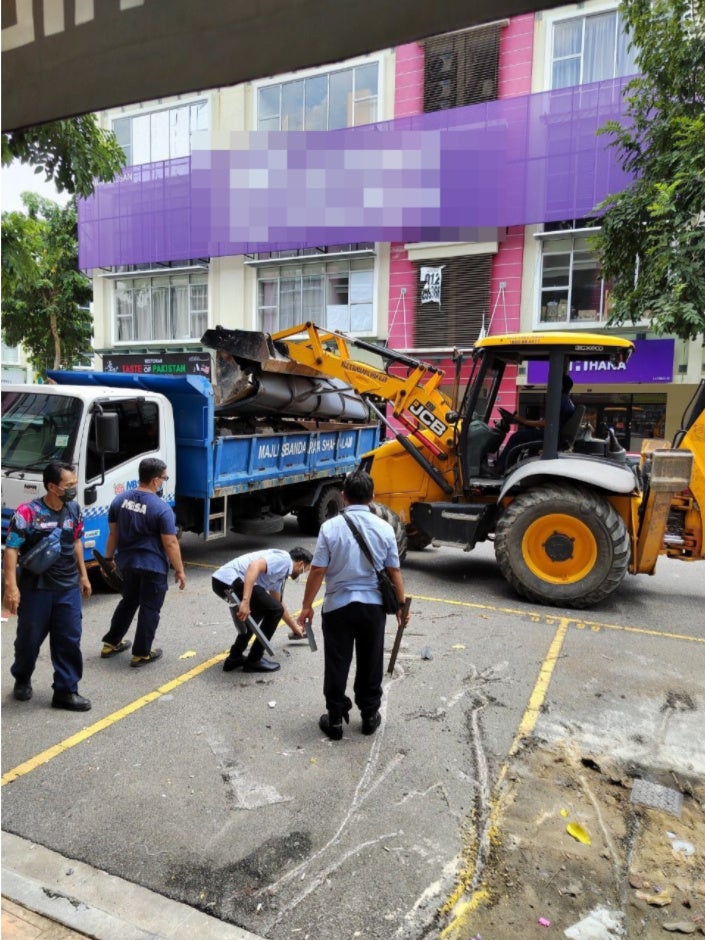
[457,332,634,485]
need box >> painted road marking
[3,597,702,792]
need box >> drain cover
[630,779,683,817]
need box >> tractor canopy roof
[473,332,634,364]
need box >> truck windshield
[1,391,83,471]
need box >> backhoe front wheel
[495,484,630,608]
[370,501,408,564]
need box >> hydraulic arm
[205,322,461,495]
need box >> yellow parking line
[439,617,571,936]
[1,654,226,786]
[3,594,699,791]
[2,600,323,787]
[408,593,705,644]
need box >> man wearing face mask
[100,457,186,667]
[4,461,93,710]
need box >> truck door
[81,397,171,560]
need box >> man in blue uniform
[298,470,408,740]
[4,461,92,710]
[212,547,312,673]
[101,457,186,666]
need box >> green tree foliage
[594,0,705,341]
[1,194,93,375]
[2,114,125,198]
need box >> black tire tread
[370,501,408,564]
[495,483,630,608]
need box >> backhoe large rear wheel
[494,483,630,608]
[370,501,408,564]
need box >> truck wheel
[297,486,344,535]
[370,501,408,564]
[494,483,630,608]
[230,513,285,535]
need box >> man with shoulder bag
[4,461,92,711]
[298,470,409,740]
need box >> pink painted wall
[388,42,425,349]
[387,18,535,415]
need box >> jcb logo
[409,400,446,437]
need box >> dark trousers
[11,585,84,693]
[103,568,168,657]
[322,601,385,718]
[211,577,283,663]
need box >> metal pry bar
[304,618,317,652]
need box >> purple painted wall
[78,76,632,270]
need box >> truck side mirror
[96,413,119,453]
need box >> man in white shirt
[212,547,312,673]
[298,471,408,739]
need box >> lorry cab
[2,383,175,563]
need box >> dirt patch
[459,742,705,939]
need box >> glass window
[1,338,20,363]
[539,230,608,326]
[257,259,375,334]
[112,99,209,166]
[258,61,379,131]
[1,392,83,471]
[86,399,161,481]
[113,272,208,343]
[551,10,638,89]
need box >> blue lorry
[1,370,379,564]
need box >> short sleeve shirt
[109,488,176,574]
[312,504,400,613]
[213,549,293,596]
[6,498,83,591]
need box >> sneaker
[13,681,32,702]
[101,640,131,658]
[130,648,163,668]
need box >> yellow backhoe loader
[202,323,704,609]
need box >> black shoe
[52,691,92,712]
[319,709,350,741]
[319,713,343,740]
[130,648,163,668]
[361,711,382,735]
[223,655,245,672]
[13,681,32,702]
[243,657,280,673]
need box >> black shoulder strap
[343,513,379,574]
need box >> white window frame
[112,268,209,346]
[1,339,20,364]
[254,255,377,336]
[535,225,611,329]
[253,52,385,131]
[110,95,210,167]
[543,1,638,91]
